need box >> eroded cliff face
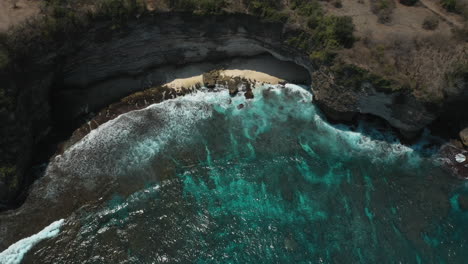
[0,12,467,210]
[312,68,440,138]
[56,12,466,137]
[53,13,313,125]
[0,13,311,209]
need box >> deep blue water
[20,85,468,263]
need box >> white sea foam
[456,154,466,163]
[41,84,432,202]
[58,84,423,178]
[311,114,424,165]
[44,89,233,198]
[0,219,64,264]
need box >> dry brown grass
[0,0,42,32]
[341,30,467,102]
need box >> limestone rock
[203,70,220,89]
[311,67,438,138]
[460,127,468,147]
[227,79,239,96]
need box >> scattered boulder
[203,70,221,89]
[244,82,254,99]
[227,79,239,97]
[460,127,468,147]
[245,90,254,99]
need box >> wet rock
[227,79,239,96]
[245,90,254,99]
[237,104,244,109]
[312,66,438,139]
[439,144,468,179]
[203,70,221,89]
[460,127,468,147]
[244,82,254,99]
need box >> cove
[3,84,467,263]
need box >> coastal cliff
[0,8,466,208]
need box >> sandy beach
[162,54,310,91]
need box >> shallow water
[21,85,468,263]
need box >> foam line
[0,219,65,264]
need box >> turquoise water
[29,85,468,263]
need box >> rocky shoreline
[0,12,467,210]
[58,63,300,155]
[61,69,468,181]
[47,52,309,158]
[0,68,305,252]
[0,70,466,255]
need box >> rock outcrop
[312,65,443,138]
[461,127,468,147]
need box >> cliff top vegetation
[0,0,466,106]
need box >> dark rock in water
[203,70,221,89]
[228,79,239,97]
[245,82,254,99]
[237,104,244,109]
[460,127,468,147]
[245,90,254,99]
[458,194,468,211]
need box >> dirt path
[419,0,464,28]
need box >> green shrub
[314,16,355,49]
[453,23,468,42]
[198,0,226,14]
[0,48,8,70]
[399,0,418,6]
[331,64,399,91]
[440,0,458,12]
[422,16,439,30]
[0,165,18,195]
[290,0,355,49]
[371,0,395,23]
[446,62,468,86]
[334,0,343,8]
[285,32,311,51]
[0,89,10,108]
[0,166,16,181]
[168,0,226,14]
[95,0,146,22]
[246,0,288,22]
[309,50,336,65]
[285,13,355,66]
[291,0,322,17]
[168,0,197,10]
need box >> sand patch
[162,54,310,90]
